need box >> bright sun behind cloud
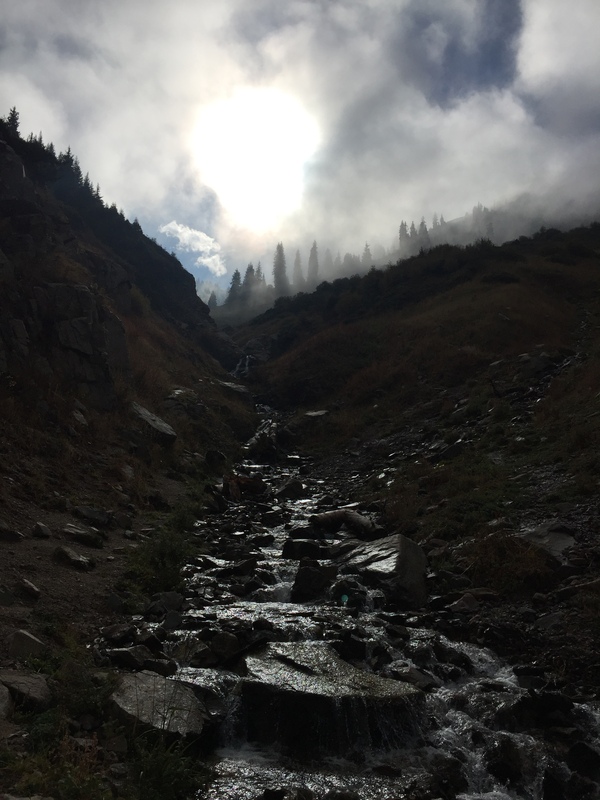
[191,87,321,232]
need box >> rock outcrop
[111,671,209,739]
[241,642,422,759]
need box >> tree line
[0,106,179,261]
[218,240,382,319]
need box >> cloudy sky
[2,0,600,292]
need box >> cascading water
[103,411,600,799]
[175,438,600,799]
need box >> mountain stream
[112,415,600,799]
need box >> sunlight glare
[191,88,321,231]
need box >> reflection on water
[167,454,600,799]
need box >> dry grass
[252,246,588,435]
[457,530,556,594]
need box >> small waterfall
[253,558,297,603]
[160,417,600,799]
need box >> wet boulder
[223,474,269,501]
[282,539,324,560]
[291,558,338,602]
[276,480,307,500]
[240,642,422,760]
[484,732,539,794]
[310,509,381,540]
[334,533,428,608]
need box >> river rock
[310,509,381,540]
[519,520,575,561]
[107,645,155,670]
[291,558,338,602]
[143,658,178,677]
[0,670,51,711]
[282,539,324,560]
[111,670,209,738]
[0,682,14,719]
[385,663,441,691]
[241,642,422,759]
[63,523,104,548]
[334,533,428,608]
[131,402,177,445]
[567,741,600,780]
[53,545,94,570]
[16,578,41,600]
[31,521,51,538]
[101,623,136,645]
[73,505,112,527]
[276,480,307,500]
[0,520,24,542]
[8,630,46,660]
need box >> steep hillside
[0,134,256,663]
[237,228,600,424]
[233,226,600,691]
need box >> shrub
[132,735,211,800]
[126,526,191,593]
[459,531,554,593]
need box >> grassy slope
[236,225,600,592]
[240,227,600,440]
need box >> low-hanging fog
[2,0,600,294]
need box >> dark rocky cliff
[0,137,238,410]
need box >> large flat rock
[240,642,422,758]
[111,670,209,738]
[335,533,428,608]
[0,670,51,712]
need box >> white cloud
[159,221,227,277]
[1,0,600,283]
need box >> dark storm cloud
[1,0,599,284]
[384,0,523,106]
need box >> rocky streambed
[99,416,600,800]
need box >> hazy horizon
[2,1,600,291]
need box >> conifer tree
[418,217,430,249]
[361,243,372,268]
[255,262,264,286]
[307,240,319,290]
[273,243,290,297]
[59,147,74,167]
[240,263,256,307]
[225,269,242,305]
[6,107,19,136]
[399,220,408,241]
[71,157,83,185]
[207,291,218,309]
[292,249,305,292]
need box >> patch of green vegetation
[2,734,112,800]
[125,525,192,594]
[130,734,212,800]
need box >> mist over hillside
[3,1,600,296]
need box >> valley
[1,128,600,798]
